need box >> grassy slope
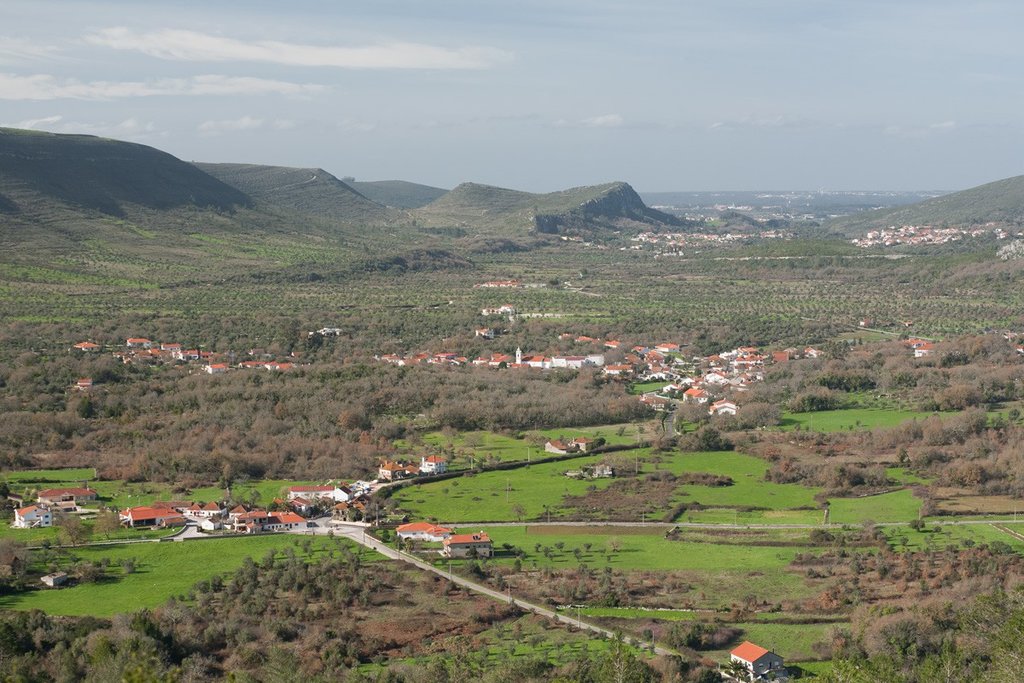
[350,180,448,209]
[0,535,370,616]
[828,174,1024,234]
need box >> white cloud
[85,27,511,70]
[0,36,60,64]
[4,114,64,129]
[198,116,264,134]
[0,72,324,100]
[581,114,624,128]
[272,119,296,130]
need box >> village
[851,222,1019,248]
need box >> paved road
[308,519,680,657]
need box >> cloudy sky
[2,0,1022,192]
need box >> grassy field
[779,408,927,432]
[828,489,921,525]
[462,525,821,606]
[404,424,644,469]
[659,451,822,511]
[0,535,371,616]
[884,522,1024,552]
[390,451,647,522]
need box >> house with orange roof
[119,506,186,528]
[683,387,710,404]
[396,522,452,542]
[37,488,97,507]
[205,363,229,374]
[126,338,152,348]
[442,532,493,558]
[729,641,785,680]
[13,505,52,528]
[378,460,411,481]
[73,341,100,352]
[75,378,93,391]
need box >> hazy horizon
[2,1,1022,193]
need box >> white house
[397,522,452,542]
[13,505,52,528]
[730,641,786,681]
[286,485,351,503]
[420,455,448,475]
[709,399,738,416]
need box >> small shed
[41,572,69,588]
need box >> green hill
[349,179,447,209]
[829,175,1024,235]
[0,127,250,216]
[414,181,683,235]
[194,163,402,225]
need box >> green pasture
[406,424,643,469]
[827,489,921,525]
[779,408,927,433]
[884,522,1024,553]
[659,451,822,511]
[0,535,370,616]
[390,451,644,523]
[468,525,821,606]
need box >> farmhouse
[379,460,416,481]
[119,506,186,528]
[545,439,574,455]
[125,337,153,348]
[419,455,448,475]
[13,505,52,528]
[75,378,93,391]
[442,532,493,558]
[730,641,786,681]
[397,522,452,542]
[37,487,98,507]
[286,485,351,503]
[205,363,229,374]
[185,501,223,518]
[73,341,100,352]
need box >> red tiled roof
[270,512,304,524]
[397,522,452,534]
[288,485,334,493]
[16,505,42,516]
[731,641,770,663]
[444,532,491,545]
[37,487,96,498]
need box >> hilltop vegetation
[350,179,448,208]
[0,127,249,217]
[829,174,1024,235]
[194,163,403,226]
[415,181,684,236]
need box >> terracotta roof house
[13,505,52,529]
[37,488,98,506]
[709,399,738,416]
[73,341,101,352]
[730,641,786,681]
[119,506,186,528]
[442,532,493,558]
[286,485,351,502]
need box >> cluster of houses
[117,483,370,533]
[629,229,793,256]
[70,338,297,385]
[11,487,98,528]
[377,347,608,371]
[852,223,1016,248]
[395,522,493,558]
[378,455,448,481]
[632,344,825,417]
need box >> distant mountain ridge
[0,127,249,216]
[415,181,683,235]
[828,175,1024,235]
[194,163,401,225]
[349,180,447,209]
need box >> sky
[1,0,1022,192]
